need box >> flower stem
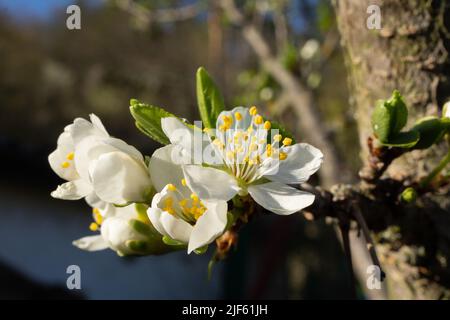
[420,149,450,188]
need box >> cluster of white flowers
[49,106,323,257]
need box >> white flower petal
[101,137,144,162]
[69,115,109,145]
[85,193,106,210]
[48,149,77,181]
[262,143,323,184]
[91,151,151,204]
[149,145,185,193]
[147,206,168,238]
[100,211,146,255]
[248,182,315,215]
[188,200,228,254]
[161,117,194,150]
[51,180,93,200]
[72,235,108,251]
[89,113,109,136]
[182,165,240,201]
[160,212,193,243]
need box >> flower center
[162,183,206,224]
[211,106,292,183]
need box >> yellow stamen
[222,115,233,126]
[263,121,271,130]
[181,178,187,186]
[273,134,282,142]
[92,208,103,225]
[255,115,263,125]
[163,197,175,215]
[226,151,235,159]
[249,143,258,152]
[235,112,242,121]
[89,222,99,232]
[266,145,272,157]
[279,152,288,160]
[167,184,177,191]
[249,106,258,116]
[282,137,293,146]
[179,199,188,207]
[66,152,74,160]
[61,161,70,168]
[190,193,199,202]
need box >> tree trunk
[334,0,450,299]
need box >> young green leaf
[129,100,175,145]
[387,90,408,134]
[196,67,225,128]
[371,90,408,143]
[400,187,417,203]
[411,117,446,149]
[371,100,391,143]
[380,130,419,148]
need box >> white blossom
[147,145,228,253]
[48,114,152,204]
[161,106,323,215]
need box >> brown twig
[359,136,405,183]
[351,202,385,280]
[338,217,357,299]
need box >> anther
[282,137,293,146]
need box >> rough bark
[333,0,450,299]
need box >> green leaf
[371,90,408,143]
[371,100,392,142]
[387,90,408,134]
[380,130,419,148]
[411,116,446,149]
[130,100,175,145]
[196,67,225,128]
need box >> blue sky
[0,0,100,20]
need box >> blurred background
[0,0,361,299]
